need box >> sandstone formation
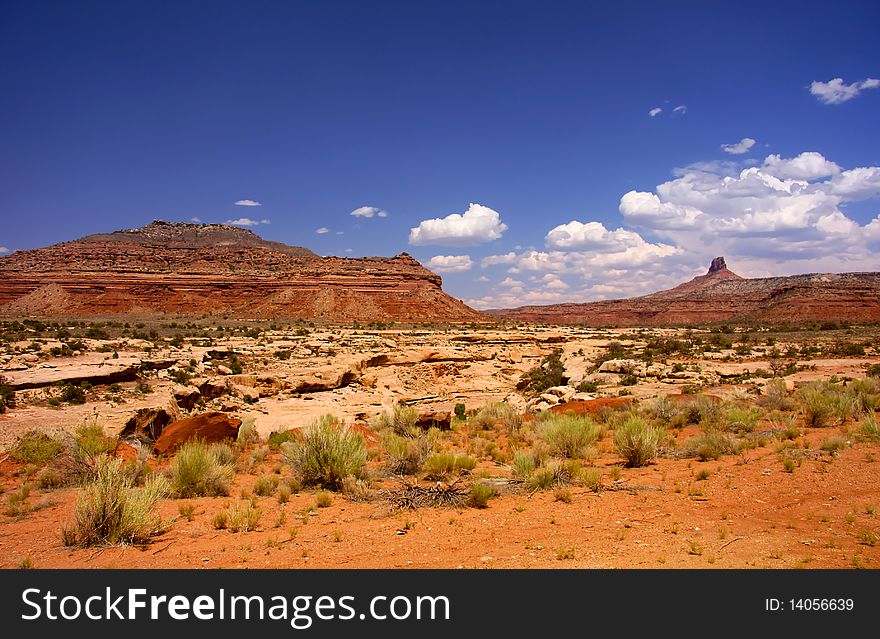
[494,257,880,325]
[152,411,242,455]
[0,221,482,322]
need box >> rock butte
[0,220,482,322]
[491,257,880,325]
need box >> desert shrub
[684,432,741,461]
[538,414,599,458]
[593,341,631,368]
[10,430,63,465]
[167,440,234,497]
[723,406,762,433]
[511,450,536,479]
[470,411,497,431]
[521,349,567,394]
[758,379,796,411]
[376,405,420,437]
[315,490,333,508]
[581,468,602,492]
[576,380,599,393]
[529,459,577,490]
[798,383,846,428]
[60,383,86,404]
[554,487,573,503]
[5,484,31,517]
[468,481,496,508]
[282,415,367,490]
[820,436,847,453]
[211,511,228,530]
[849,378,880,415]
[74,423,115,458]
[341,475,375,502]
[424,453,456,477]
[382,432,433,475]
[268,428,297,448]
[252,474,279,496]
[66,456,168,547]
[0,376,15,413]
[613,414,664,467]
[236,418,260,447]
[475,402,522,431]
[37,467,65,489]
[867,364,880,378]
[454,403,467,420]
[209,442,237,466]
[856,413,880,442]
[226,502,261,532]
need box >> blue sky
[2,0,879,308]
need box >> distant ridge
[0,220,482,321]
[491,257,880,325]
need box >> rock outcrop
[0,220,482,322]
[493,257,880,325]
[153,411,241,455]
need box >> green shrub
[538,414,600,458]
[685,432,741,461]
[376,405,420,437]
[0,376,15,413]
[60,383,86,405]
[521,349,567,394]
[723,406,762,433]
[252,474,279,496]
[474,402,522,431]
[282,415,367,490]
[209,442,237,466]
[798,384,840,427]
[74,423,115,458]
[267,428,297,448]
[167,440,233,497]
[468,481,496,508]
[820,436,847,453]
[613,414,664,467]
[66,456,168,547]
[528,460,575,490]
[10,431,63,465]
[855,413,880,442]
[454,403,467,420]
[511,450,536,479]
[576,380,599,393]
[382,432,433,475]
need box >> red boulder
[153,411,241,455]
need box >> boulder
[217,365,234,376]
[414,411,452,431]
[172,385,201,411]
[153,411,242,455]
[197,378,230,400]
[538,393,561,405]
[119,404,181,443]
[544,385,576,401]
[597,359,642,375]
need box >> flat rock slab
[4,362,140,390]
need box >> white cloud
[225,217,270,227]
[480,252,518,268]
[424,255,473,273]
[409,203,507,246]
[762,152,841,180]
[474,275,490,282]
[351,206,388,218]
[721,137,756,155]
[649,107,662,117]
[545,220,652,251]
[315,227,330,234]
[828,166,880,200]
[0,246,8,254]
[810,77,880,104]
[673,105,687,114]
[344,248,353,253]
[190,217,201,223]
[234,199,262,207]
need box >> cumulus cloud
[190,217,202,223]
[351,206,388,218]
[315,227,330,234]
[721,137,756,155]
[409,203,507,246]
[545,220,656,251]
[649,107,662,117]
[480,252,518,268]
[234,199,262,207]
[225,217,270,227]
[424,255,473,273]
[828,166,880,200]
[762,152,841,180]
[0,246,8,254]
[810,77,880,104]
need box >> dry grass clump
[538,413,600,459]
[62,456,168,547]
[166,440,234,497]
[10,430,64,465]
[613,414,664,467]
[282,415,367,490]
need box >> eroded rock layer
[494,258,880,325]
[0,221,482,321]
